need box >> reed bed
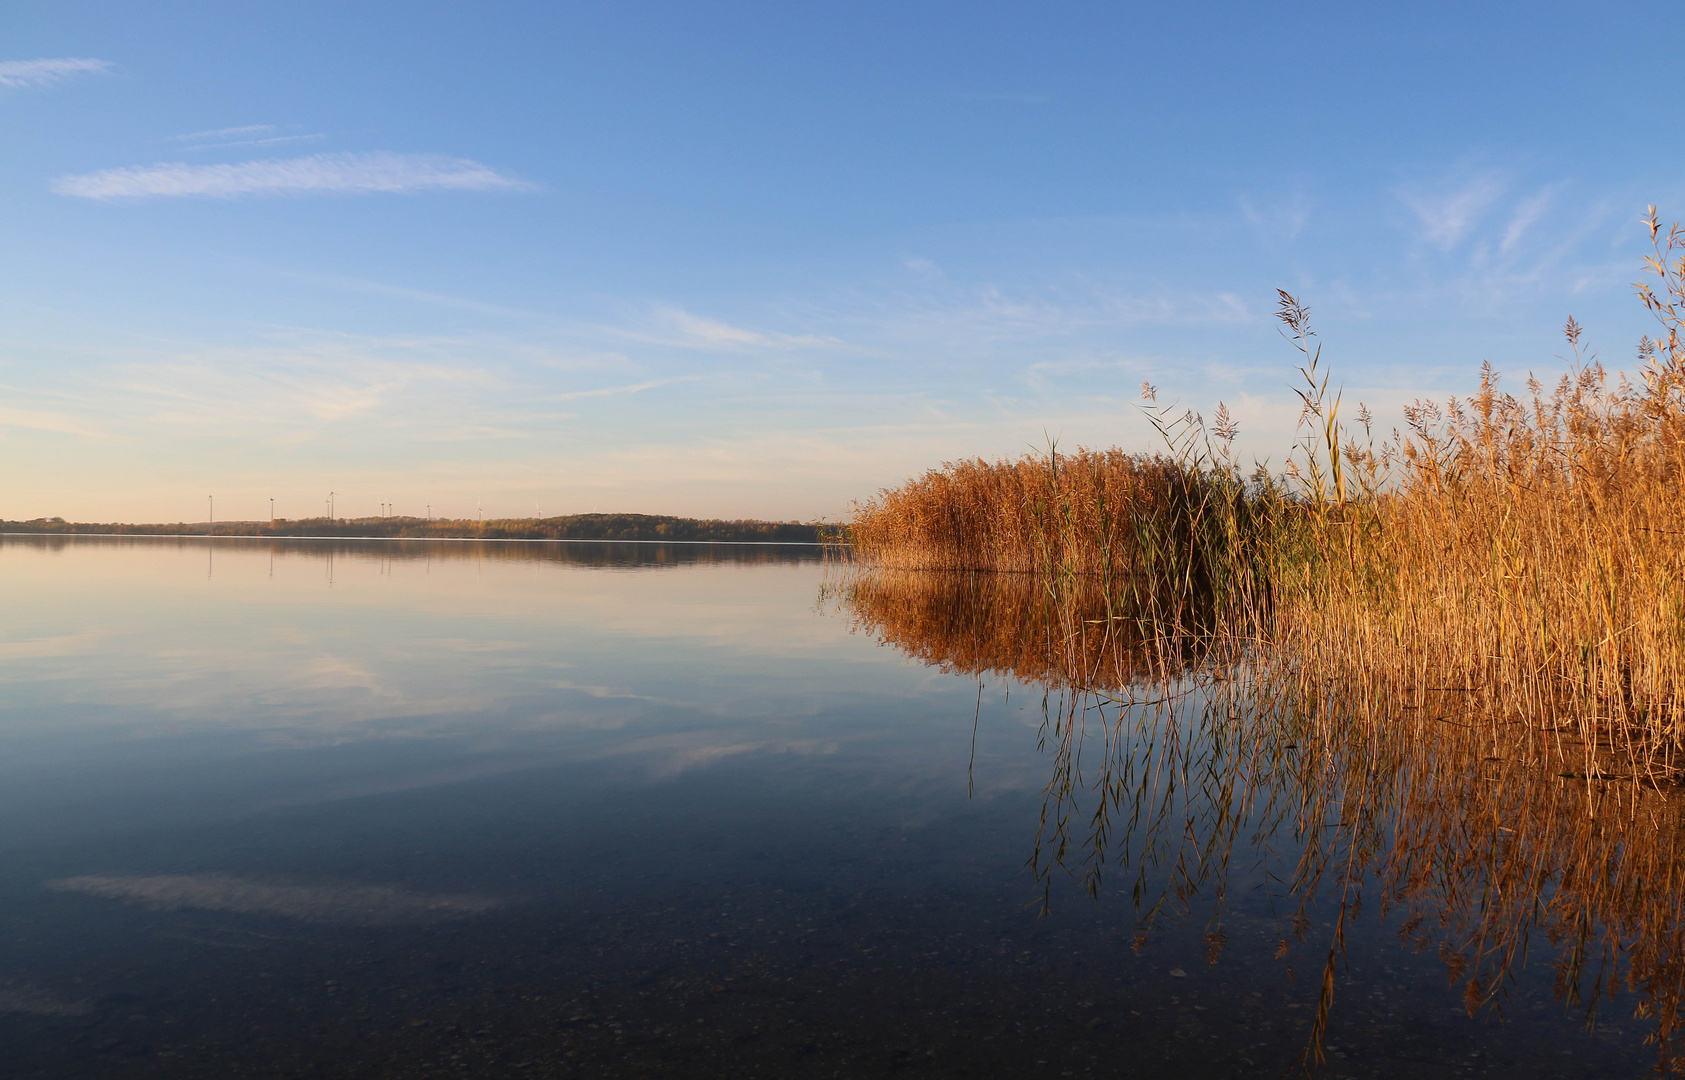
[847,449,1185,575]
[841,211,1685,1069]
[848,207,1685,765]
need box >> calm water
[0,536,1657,1078]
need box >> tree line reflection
[0,533,824,570]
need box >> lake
[0,535,1663,1078]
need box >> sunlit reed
[848,206,1685,770]
[841,207,1685,1072]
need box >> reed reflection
[838,569,1190,691]
[839,567,1685,1074]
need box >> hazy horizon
[5,3,1683,522]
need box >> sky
[3,2,1683,524]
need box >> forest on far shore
[0,513,830,543]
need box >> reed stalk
[847,207,1685,764]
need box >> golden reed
[848,207,1685,769]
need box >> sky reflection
[0,536,1018,848]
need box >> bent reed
[848,207,1685,772]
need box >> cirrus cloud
[1400,173,1508,252]
[171,124,277,142]
[51,151,537,201]
[0,58,111,89]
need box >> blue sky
[3,2,1681,522]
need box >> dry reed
[840,206,1685,1071]
[847,205,1685,762]
[847,449,1185,576]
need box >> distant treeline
[0,513,835,543]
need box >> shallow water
[0,536,1659,1077]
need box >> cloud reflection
[0,983,92,1016]
[47,874,502,925]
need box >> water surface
[0,536,1661,1077]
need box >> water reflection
[0,536,850,851]
[6,532,823,569]
[0,537,1667,1077]
[840,567,1685,1072]
[46,875,504,925]
[838,569,1185,691]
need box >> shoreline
[0,531,832,546]
[0,511,834,546]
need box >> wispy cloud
[0,405,105,439]
[666,309,779,346]
[170,124,327,151]
[172,124,275,141]
[189,133,327,151]
[0,58,111,90]
[1239,189,1313,243]
[280,269,548,319]
[647,306,832,350]
[551,376,707,403]
[97,337,504,441]
[1401,173,1508,251]
[51,152,537,200]
[1501,188,1557,253]
[608,308,836,351]
[871,283,1251,351]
